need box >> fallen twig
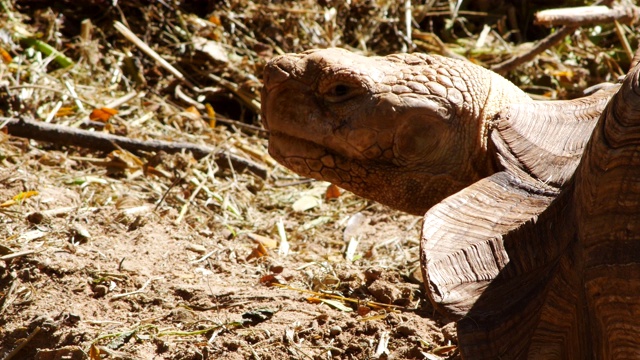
[3,326,41,360]
[613,19,634,63]
[271,283,406,311]
[0,250,36,261]
[491,26,577,74]
[113,21,198,91]
[2,117,268,179]
[111,277,162,299]
[492,4,640,74]
[534,4,640,28]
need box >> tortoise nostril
[263,63,291,91]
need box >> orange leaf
[13,190,39,201]
[260,274,276,284]
[0,47,12,64]
[208,15,221,26]
[89,344,101,360]
[1,191,39,207]
[184,106,201,117]
[325,184,341,200]
[260,274,286,286]
[357,305,372,316]
[0,200,15,207]
[90,107,119,122]
[205,103,216,127]
[246,242,269,261]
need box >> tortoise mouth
[268,130,334,175]
[268,130,325,156]
[268,131,372,188]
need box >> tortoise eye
[332,84,350,97]
[323,83,362,103]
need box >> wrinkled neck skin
[262,48,531,215]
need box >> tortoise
[260,47,640,359]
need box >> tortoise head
[261,48,526,215]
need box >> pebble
[329,326,342,336]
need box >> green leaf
[22,38,74,68]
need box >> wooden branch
[491,4,640,74]
[491,26,577,74]
[3,117,268,179]
[535,4,640,27]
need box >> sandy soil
[0,147,456,359]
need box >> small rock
[329,347,343,357]
[441,322,458,343]
[367,279,402,304]
[316,313,329,325]
[71,224,91,243]
[221,228,234,239]
[154,338,170,353]
[170,308,196,323]
[397,324,418,337]
[93,284,108,298]
[27,212,49,225]
[223,340,242,351]
[329,325,342,336]
[364,268,383,282]
[186,243,207,254]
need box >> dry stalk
[113,21,198,91]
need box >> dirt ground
[0,0,635,359]
[0,149,454,359]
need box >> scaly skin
[261,48,531,215]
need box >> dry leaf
[1,190,39,207]
[208,15,221,26]
[0,47,12,64]
[184,105,201,117]
[306,297,322,304]
[260,274,286,285]
[89,344,101,360]
[248,233,278,248]
[13,190,39,201]
[432,345,458,356]
[106,149,144,170]
[246,242,269,261]
[205,103,216,127]
[357,305,372,316]
[56,106,75,117]
[325,184,341,200]
[89,107,119,122]
[292,195,320,212]
[193,37,229,63]
[316,298,353,312]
